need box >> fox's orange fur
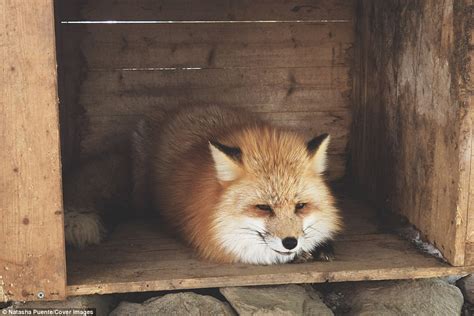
[132,106,342,264]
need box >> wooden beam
[71,22,353,69]
[67,0,355,22]
[0,0,66,301]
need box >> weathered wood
[65,198,472,296]
[463,6,474,244]
[0,0,66,301]
[73,0,355,22]
[74,22,353,69]
[466,242,474,265]
[81,67,351,115]
[469,50,474,91]
[466,96,474,243]
[458,1,474,248]
[83,112,350,151]
[79,66,352,179]
[81,111,349,179]
[58,1,355,184]
[350,0,472,266]
[55,5,87,172]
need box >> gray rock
[110,292,235,316]
[220,284,333,316]
[457,274,474,304]
[5,295,115,316]
[332,278,463,316]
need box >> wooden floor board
[66,198,473,296]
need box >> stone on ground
[457,274,474,304]
[109,292,235,316]
[220,284,333,316]
[329,278,463,316]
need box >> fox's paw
[292,251,314,264]
[64,209,106,248]
[311,241,335,262]
[291,241,335,264]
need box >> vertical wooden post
[0,0,66,301]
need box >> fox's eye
[295,203,307,212]
[256,204,273,212]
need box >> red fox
[131,105,342,264]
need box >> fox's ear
[306,133,330,174]
[209,140,242,182]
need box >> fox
[131,105,342,265]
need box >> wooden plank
[55,6,87,172]
[466,96,474,242]
[350,0,471,266]
[74,22,353,69]
[469,51,474,91]
[468,171,474,241]
[82,111,350,153]
[0,0,66,302]
[456,99,472,253]
[78,66,352,179]
[65,198,472,296]
[80,111,350,179]
[466,242,474,265]
[71,0,355,22]
[81,67,351,116]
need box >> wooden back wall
[55,0,355,180]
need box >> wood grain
[71,0,355,22]
[465,242,474,266]
[0,0,66,301]
[74,22,353,69]
[83,111,350,150]
[65,198,473,296]
[81,111,350,179]
[81,67,351,115]
[58,0,355,183]
[350,0,472,266]
[463,13,474,244]
[79,66,352,178]
[466,99,474,242]
[456,2,474,253]
[55,4,87,172]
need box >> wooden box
[2,0,474,302]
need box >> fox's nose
[282,237,298,250]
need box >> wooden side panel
[0,0,66,301]
[464,4,474,245]
[468,102,474,242]
[55,0,87,172]
[351,0,472,266]
[465,242,474,265]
